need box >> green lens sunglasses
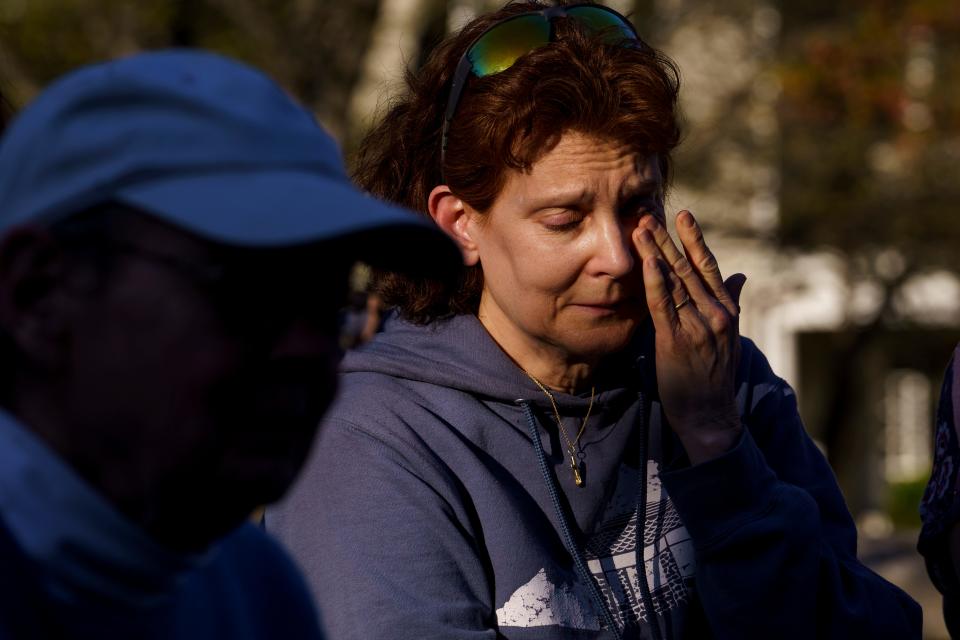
[440,3,642,176]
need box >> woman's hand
[633,210,747,465]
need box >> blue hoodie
[268,313,920,639]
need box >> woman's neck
[477,302,595,395]
[520,359,593,395]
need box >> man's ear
[0,227,72,371]
[427,185,480,266]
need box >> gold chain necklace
[525,373,595,487]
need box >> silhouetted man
[0,50,456,639]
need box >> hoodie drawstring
[518,400,623,639]
[634,394,665,640]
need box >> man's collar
[0,408,213,608]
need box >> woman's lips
[573,298,642,314]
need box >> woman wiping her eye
[267,3,921,638]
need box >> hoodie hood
[341,312,654,413]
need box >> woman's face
[467,131,664,364]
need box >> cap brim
[115,170,461,276]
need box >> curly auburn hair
[353,1,681,323]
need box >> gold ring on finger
[674,295,691,311]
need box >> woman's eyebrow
[525,187,593,210]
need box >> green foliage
[885,474,930,530]
[0,0,381,137]
[0,1,176,103]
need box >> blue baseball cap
[0,49,458,270]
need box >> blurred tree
[777,0,960,477]
[346,0,445,148]
[0,0,381,138]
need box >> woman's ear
[427,185,479,266]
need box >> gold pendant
[570,454,584,487]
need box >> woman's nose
[589,217,636,279]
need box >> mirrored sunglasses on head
[440,3,643,171]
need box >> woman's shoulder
[735,335,789,396]
[732,336,805,443]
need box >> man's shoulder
[184,523,323,636]
[209,522,312,584]
[0,514,55,639]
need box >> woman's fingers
[635,229,681,329]
[723,273,747,313]
[724,273,747,369]
[675,210,739,316]
[639,215,712,307]
[636,215,745,465]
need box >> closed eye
[543,219,583,232]
[540,208,585,232]
[619,194,658,219]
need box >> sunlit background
[1,0,957,636]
